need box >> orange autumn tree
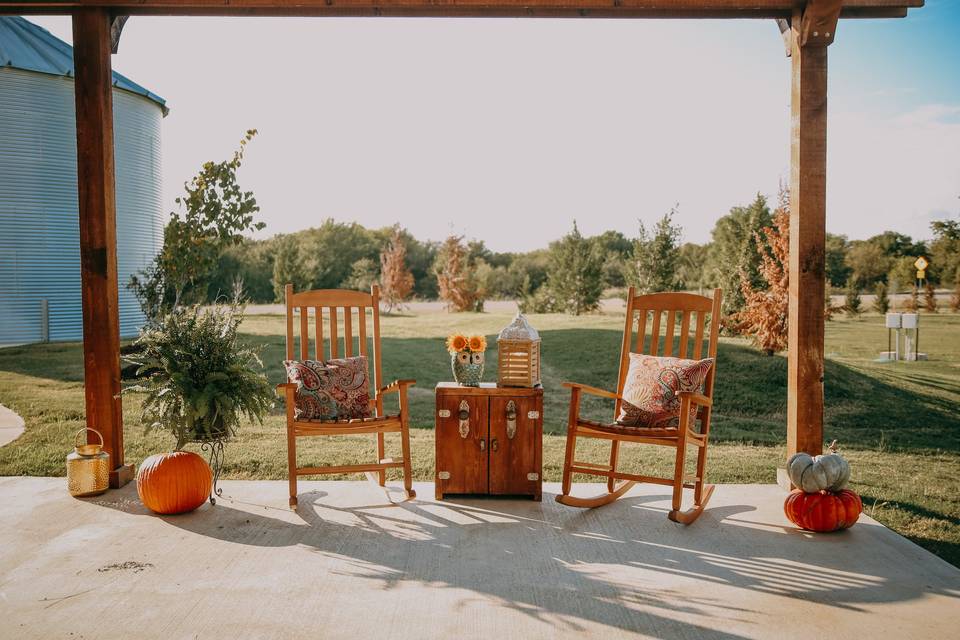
[435,235,481,312]
[379,225,414,312]
[735,187,790,356]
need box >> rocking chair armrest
[378,379,416,396]
[561,381,622,401]
[275,382,297,398]
[677,391,712,408]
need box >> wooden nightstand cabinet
[435,382,543,501]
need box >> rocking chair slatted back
[284,284,385,417]
[614,287,722,421]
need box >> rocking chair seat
[576,417,681,439]
[297,414,400,425]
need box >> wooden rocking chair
[557,287,722,524]
[276,284,415,509]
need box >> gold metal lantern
[497,313,541,388]
[66,428,110,497]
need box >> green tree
[705,194,773,317]
[625,209,683,294]
[825,233,851,287]
[845,241,892,288]
[344,257,380,293]
[206,239,276,303]
[592,230,633,289]
[302,220,381,289]
[272,235,311,301]
[544,221,604,315]
[676,242,709,292]
[873,282,890,314]
[129,130,264,320]
[844,279,862,318]
[930,217,960,287]
[887,256,918,293]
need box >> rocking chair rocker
[277,284,416,509]
[556,287,722,524]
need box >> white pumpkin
[787,451,851,493]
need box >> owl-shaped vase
[452,351,484,387]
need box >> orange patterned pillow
[617,353,714,428]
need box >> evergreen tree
[705,193,773,317]
[379,226,415,312]
[272,236,311,301]
[873,282,890,314]
[625,208,683,294]
[545,221,604,316]
[844,279,862,318]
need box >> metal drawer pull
[505,400,517,440]
[527,410,540,420]
[438,471,451,480]
[491,438,499,452]
[527,473,540,481]
[479,439,486,452]
[458,400,469,439]
[438,409,451,418]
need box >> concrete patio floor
[1,478,957,639]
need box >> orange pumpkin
[137,451,212,515]
[784,489,862,532]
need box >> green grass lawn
[1,308,958,566]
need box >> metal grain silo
[0,17,167,346]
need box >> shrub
[873,282,890,314]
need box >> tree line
[131,131,960,358]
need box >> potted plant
[125,300,273,513]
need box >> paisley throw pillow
[283,356,372,421]
[617,353,714,429]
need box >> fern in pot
[125,301,273,513]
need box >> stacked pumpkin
[784,443,862,532]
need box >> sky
[29,2,960,253]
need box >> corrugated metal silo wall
[0,67,163,345]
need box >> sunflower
[446,334,468,353]
[468,335,487,352]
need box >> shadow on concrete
[95,483,959,639]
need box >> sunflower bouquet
[446,333,487,386]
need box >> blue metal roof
[0,17,168,115]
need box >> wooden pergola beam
[786,0,839,459]
[0,0,922,18]
[72,8,134,487]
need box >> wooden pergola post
[72,8,133,487]
[786,0,841,458]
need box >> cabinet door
[489,395,541,496]
[436,393,488,495]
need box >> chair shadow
[95,483,958,638]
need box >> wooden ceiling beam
[0,0,923,19]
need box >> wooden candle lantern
[497,313,541,388]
